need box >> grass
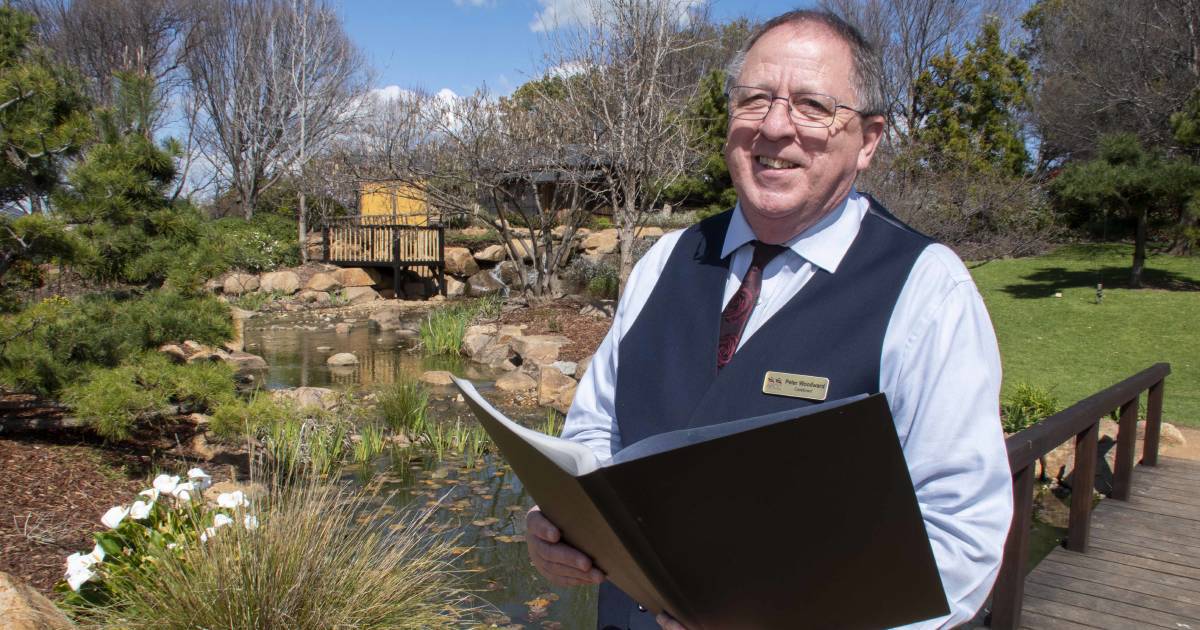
[70,471,478,629]
[378,376,430,437]
[971,243,1200,427]
[418,297,503,356]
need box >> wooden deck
[1019,456,1200,629]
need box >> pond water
[244,315,600,626]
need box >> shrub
[61,365,169,440]
[209,394,296,438]
[207,214,300,273]
[1001,383,1061,433]
[419,305,473,356]
[61,468,476,628]
[565,257,619,299]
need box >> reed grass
[378,376,429,437]
[353,422,386,466]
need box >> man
[526,10,1013,629]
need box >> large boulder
[460,329,494,358]
[497,260,525,287]
[495,371,536,392]
[444,247,480,276]
[538,366,577,413]
[225,351,268,371]
[327,352,358,366]
[271,387,340,410]
[333,267,377,288]
[259,270,300,294]
[224,307,255,353]
[475,244,507,263]
[581,229,619,256]
[297,290,331,304]
[467,270,505,297]
[637,226,665,238]
[511,334,572,366]
[445,276,465,298]
[0,571,74,629]
[1139,420,1187,447]
[343,286,380,304]
[223,273,259,296]
[508,238,535,261]
[369,305,405,331]
[419,370,455,386]
[305,272,342,292]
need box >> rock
[444,246,480,276]
[497,260,525,287]
[187,413,211,426]
[369,305,405,331]
[297,290,331,304]
[225,351,268,370]
[511,334,572,366]
[224,307,254,352]
[467,270,505,297]
[271,387,340,410]
[580,302,615,319]
[159,343,188,363]
[467,324,498,335]
[473,342,516,370]
[182,340,206,354]
[460,331,494,358]
[508,238,535,261]
[637,226,665,238]
[475,244,507,263]
[445,276,466,297]
[497,324,527,342]
[259,270,300,294]
[1139,420,1187,447]
[205,277,223,293]
[342,285,380,304]
[316,346,333,352]
[0,571,74,629]
[551,360,578,377]
[333,267,376,288]
[334,323,352,334]
[538,366,577,412]
[581,229,619,255]
[305,272,342,292]
[495,371,537,392]
[420,370,455,386]
[327,352,358,366]
[223,273,260,295]
[188,432,218,461]
[203,480,267,507]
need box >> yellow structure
[358,181,429,225]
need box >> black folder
[452,376,949,629]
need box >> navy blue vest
[599,198,932,629]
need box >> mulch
[493,295,613,363]
[0,433,145,595]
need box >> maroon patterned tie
[717,241,788,369]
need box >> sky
[338,0,810,100]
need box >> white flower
[139,488,160,501]
[187,467,212,490]
[217,490,249,509]
[66,552,95,574]
[66,566,94,591]
[166,542,178,550]
[212,513,233,529]
[200,526,217,543]
[101,505,129,529]
[152,474,180,494]
[87,544,105,563]
[171,481,196,502]
[243,514,259,530]
[129,500,153,520]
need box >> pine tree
[662,69,737,216]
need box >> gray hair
[724,10,887,118]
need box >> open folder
[452,376,948,629]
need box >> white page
[453,376,601,476]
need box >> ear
[856,115,886,172]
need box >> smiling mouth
[756,156,799,170]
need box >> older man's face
[724,23,883,243]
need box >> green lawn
[970,244,1200,427]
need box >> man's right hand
[526,506,606,587]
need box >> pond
[244,314,600,626]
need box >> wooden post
[990,463,1036,630]
[1111,397,1139,500]
[437,225,446,296]
[392,230,402,299]
[1143,379,1164,467]
[322,223,330,262]
[1066,421,1099,552]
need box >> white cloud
[435,88,459,104]
[370,85,415,103]
[529,0,704,32]
[548,61,588,78]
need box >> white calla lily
[88,544,105,563]
[152,474,180,494]
[130,500,152,520]
[171,481,196,501]
[100,505,129,529]
[187,467,212,490]
[212,513,233,529]
[200,526,217,543]
[243,514,259,530]
[139,488,160,501]
[66,566,94,591]
[217,490,249,509]
[66,552,94,574]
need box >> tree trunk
[299,191,308,263]
[1131,207,1147,288]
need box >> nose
[758,96,796,141]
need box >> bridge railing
[321,216,444,266]
[989,362,1171,628]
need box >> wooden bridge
[320,216,446,295]
[989,363,1200,628]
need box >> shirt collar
[723,189,868,274]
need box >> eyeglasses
[726,86,865,128]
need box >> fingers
[657,613,688,630]
[525,506,606,587]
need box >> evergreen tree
[662,69,737,216]
[1051,133,1200,287]
[913,19,1030,176]
[0,6,90,213]
[1168,89,1200,253]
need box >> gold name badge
[762,371,830,401]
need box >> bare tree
[539,0,707,287]
[182,0,363,220]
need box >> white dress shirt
[563,190,1014,629]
